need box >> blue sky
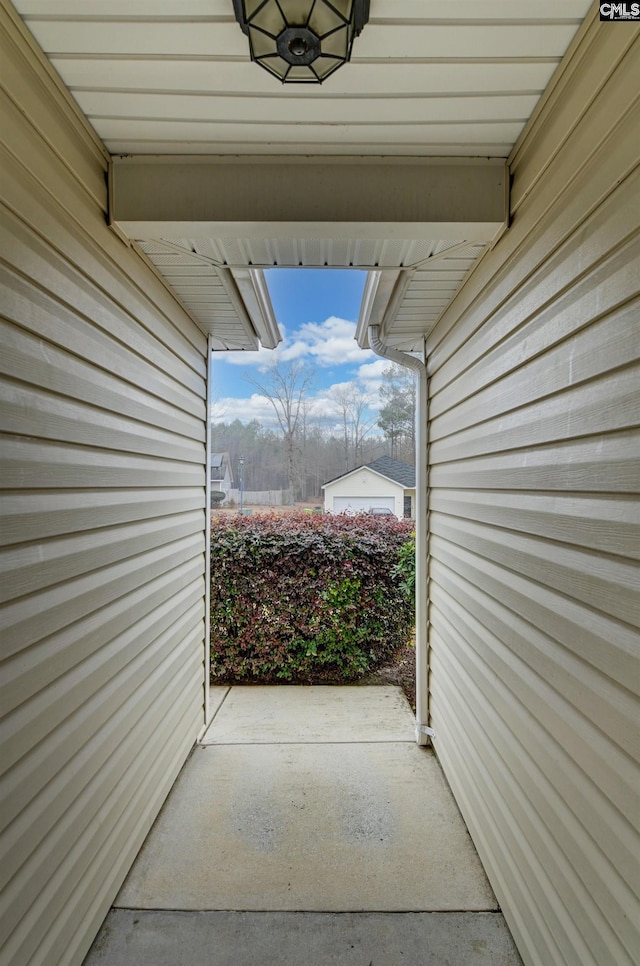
[211,269,390,427]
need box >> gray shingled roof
[322,456,415,489]
[366,456,415,488]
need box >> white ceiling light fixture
[232,0,370,84]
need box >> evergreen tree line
[211,361,416,502]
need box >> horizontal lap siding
[426,16,640,966]
[0,7,208,966]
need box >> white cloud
[357,358,390,383]
[218,317,373,370]
[212,317,389,430]
[213,391,343,432]
[213,393,280,426]
[215,380,383,434]
[356,358,389,397]
[219,344,282,368]
[316,379,357,399]
[295,316,374,367]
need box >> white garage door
[333,496,395,514]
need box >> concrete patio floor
[84,686,523,965]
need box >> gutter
[368,325,433,747]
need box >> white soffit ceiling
[14,0,592,158]
[13,0,593,349]
[136,240,281,351]
[357,243,490,353]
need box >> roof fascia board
[109,157,508,237]
[356,270,401,346]
[322,466,410,490]
[112,222,502,246]
[230,268,282,350]
[214,266,261,349]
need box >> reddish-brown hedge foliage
[210,512,415,682]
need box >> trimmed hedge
[210,512,415,682]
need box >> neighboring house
[322,456,415,519]
[210,452,233,498]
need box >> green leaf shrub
[210,512,415,682]
[393,532,416,601]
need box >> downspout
[200,336,214,739]
[368,325,433,747]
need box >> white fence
[222,488,293,506]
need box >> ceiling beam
[109,156,508,242]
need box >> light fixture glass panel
[327,0,353,19]
[243,0,265,18]
[308,4,345,36]
[249,1,286,35]
[314,55,343,80]
[317,26,349,57]
[277,0,312,25]
[248,27,278,57]
[286,65,316,80]
[257,53,292,79]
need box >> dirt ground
[212,644,416,713]
[357,642,416,711]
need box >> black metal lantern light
[232,0,370,83]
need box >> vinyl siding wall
[426,16,639,966]
[0,7,209,965]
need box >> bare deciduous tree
[245,360,315,496]
[329,383,378,470]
